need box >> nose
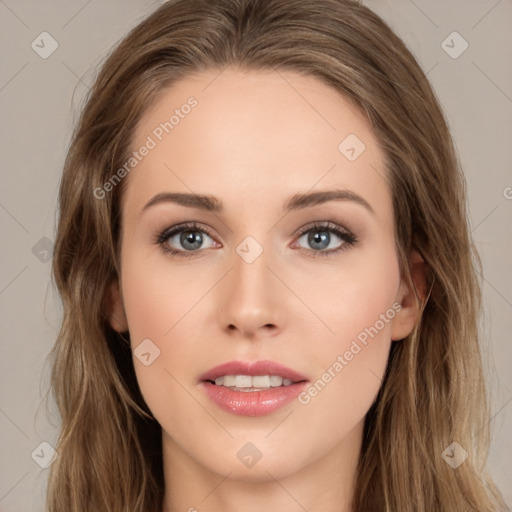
[217,241,283,341]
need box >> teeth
[269,375,282,386]
[235,375,252,387]
[212,375,295,389]
[253,375,270,387]
[222,375,236,386]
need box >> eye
[156,222,217,258]
[155,220,357,259]
[292,221,357,257]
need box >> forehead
[123,67,390,220]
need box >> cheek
[119,251,215,422]
[297,342,389,450]
[294,319,395,449]
[291,237,400,353]
[294,243,400,424]
[120,250,212,343]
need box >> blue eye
[156,222,215,258]
[155,221,357,259]
[293,221,357,257]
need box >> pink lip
[199,360,309,417]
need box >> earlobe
[105,280,129,333]
[391,250,429,342]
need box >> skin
[108,67,426,512]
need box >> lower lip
[200,381,308,416]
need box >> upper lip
[199,360,309,383]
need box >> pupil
[310,231,329,250]
[182,231,202,250]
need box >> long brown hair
[45,0,506,510]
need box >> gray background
[0,0,511,510]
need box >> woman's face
[110,67,419,484]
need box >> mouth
[199,360,309,416]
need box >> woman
[45,0,506,510]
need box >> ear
[104,279,129,333]
[391,250,429,342]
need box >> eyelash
[154,221,358,259]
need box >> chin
[209,453,304,483]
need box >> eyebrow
[141,189,375,216]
